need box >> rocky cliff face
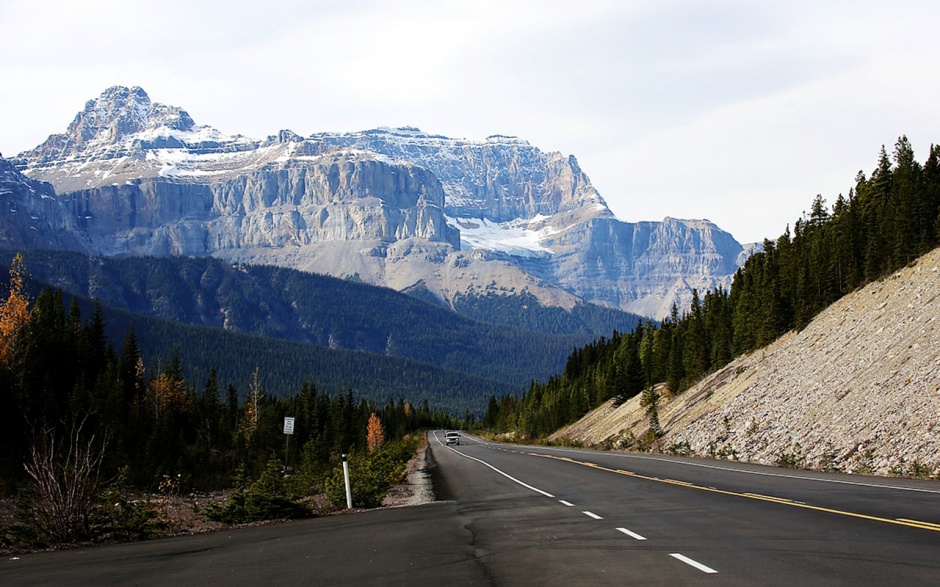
[542,216,745,318]
[59,151,458,258]
[15,85,260,193]
[0,157,91,252]
[14,86,748,319]
[552,246,940,477]
[299,128,745,317]
[305,127,607,221]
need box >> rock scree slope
[553,246,940,476]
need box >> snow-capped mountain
[14,86,748,319]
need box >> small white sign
[283,416,295,435]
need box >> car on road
[445,431,460,445]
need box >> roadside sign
[283,416,295,435]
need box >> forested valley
[7,249,641,389]
[483,137,940,438]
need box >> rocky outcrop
[301,128,744,318]
[15,85,259,193]
[552,246,940,477]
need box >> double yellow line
[530,453,940,533]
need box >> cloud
[2,0,939,244]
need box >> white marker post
[342,453,353,509]
[283,417,295,476]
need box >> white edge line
[670,553,718,574]
[447,445,555,498]
[616,527,646,540]
[582,511,603,520]
[559,500,574,507]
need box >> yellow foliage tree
[147,372,191,421]
[366,413,385,452]
[0,254,30,370]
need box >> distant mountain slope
[5,249,638,388]
[552,246,940,476]
[11,269,515,413]
[13,86,748,319]
[107,303,513,414]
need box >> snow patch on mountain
[148,142,288,178]
[134,123,237,146]
[447,215,557,257]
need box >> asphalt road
[3,432,940,585]
[430,432,940,585]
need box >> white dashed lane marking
[441,437,720,577]
[616,527,647,541]
[670,553,718,574]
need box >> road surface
[429,431,940,585]
[3,431,940,585]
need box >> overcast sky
[2,0,939,243]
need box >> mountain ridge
[13,86,749,319]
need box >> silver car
[445,431,460,445]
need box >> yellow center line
[743,492,796,504]
[897,519,940,531]
[529,452,940,533]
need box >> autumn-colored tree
[147,372,191,421]
[0,254,30,370]
[366,412,384,452]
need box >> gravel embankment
[553,247,940,477]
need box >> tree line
[483,137,940,438]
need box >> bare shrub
[20,417,107,544]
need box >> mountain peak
[64,85,196,151]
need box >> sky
[2,0,940,244]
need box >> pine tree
[613,334,645,405]
[891,135,927,262]
[118,324,143,409]
[241,367,265,446]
